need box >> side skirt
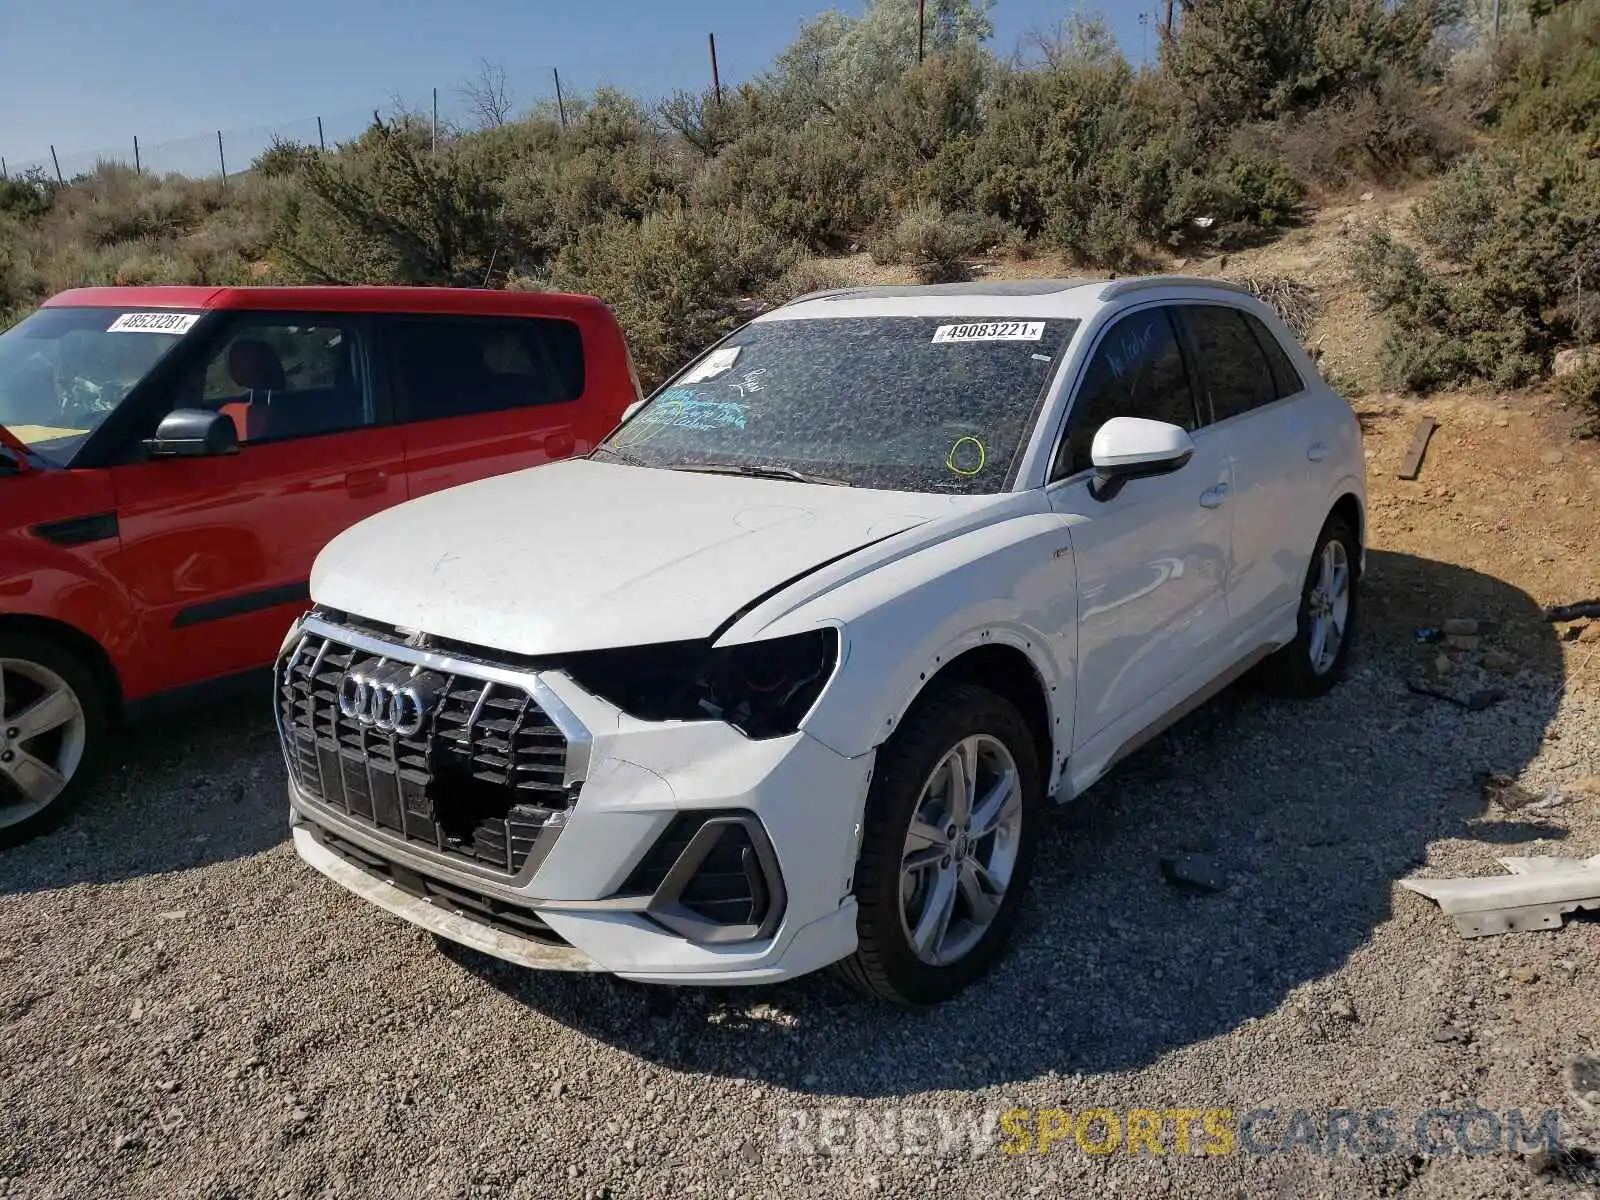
[1053,605,1299,802]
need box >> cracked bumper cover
[288,687,875,984]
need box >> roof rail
[790,285,874,303]
[787,278,1109,304]
[1097,275,1253,300]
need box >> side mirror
[142,408,240,459]
[1088,416,1194,502]
[621,398,647,423]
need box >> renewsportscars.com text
[775,1105,1565,1159]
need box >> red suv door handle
[345,469,389,498]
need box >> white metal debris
[1401,852,1600,937]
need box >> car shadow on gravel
[447,548,1569,1099]
[0,687,286,895]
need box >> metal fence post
[317,116,326,151]
[50,145,63,184]
[133,135,141,176]
[1,157,7,181]
[917,0,926,63]
[217,130,227,183]
[554,68,568,130]
[710,33,723,106]
[432,87,439,154]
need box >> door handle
[345,468,389,499]
[1307,442,1329,462]
[1199,482,1229,509]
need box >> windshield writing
[602,316,1077,494]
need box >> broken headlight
[558,629,839,739]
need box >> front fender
[754,513,1077,768]
[0,544,141,695]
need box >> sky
[0,1,1160,178]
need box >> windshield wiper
[669,462,854,487]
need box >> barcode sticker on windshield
[107,312,202,335]
[678,346,741,384]
[932,321,1045,344]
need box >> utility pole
[553,68,568,130]
[917,0,926,63]
[709,33,723,107]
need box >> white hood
[311,459,986,654]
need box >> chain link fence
[1,89,502,184]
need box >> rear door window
[389,317,585,421]
[1243,311,1306,398]
[1052,308,1196,481]
[1181,305,1277,423]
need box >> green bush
[1266,71,1469,185]
[1162,0,1450,124]
[757,259,852,310]
[270,119,502,285]
[251,137,320,179]
[690,123,885,253]
[1495,0,1600,141]
[1558,359,1600,434]
[1349,210,1561,391]
[0,171,55,221]
[547,206,799,389]
[868,204,1011,282]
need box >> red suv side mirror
[142,409,241,459]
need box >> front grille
[311,823,569,946]
[278,625,575,876]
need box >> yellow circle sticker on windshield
[946,435,987,477]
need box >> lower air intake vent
[616,812,785,945]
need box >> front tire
[0,634,108,849]
[1262,514,1359,698]
[835,682,1043,1004]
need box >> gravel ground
[2,541,1598,1200]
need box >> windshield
[599,316,1078,494]
[0,306,200,463]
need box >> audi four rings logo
[337,665,442,736]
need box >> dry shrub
[868,205,1011,283]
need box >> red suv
[0,285,639,845]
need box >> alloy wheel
[898,733,1023,967]
[1307,538,1351,676]
[0,658,88,829]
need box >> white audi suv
[277,277,1366,1003]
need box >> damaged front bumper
[285,662,875,984]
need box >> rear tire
[1262,514,1359,698]
[834,682,1043,1005]
[0,634,109,849]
